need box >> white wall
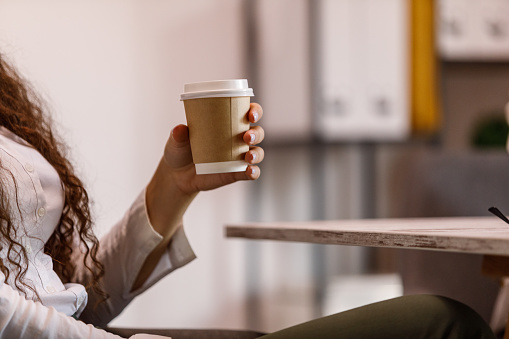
[0,0,253,330]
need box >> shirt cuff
[124,189,196,299]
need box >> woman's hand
[133,103,264,291]
[162,102,265,195]
[145,102,264,237]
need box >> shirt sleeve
[0,279,175,339]
[75,189,196,328]
[0,274,126,339]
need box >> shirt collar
[0,126,32,147]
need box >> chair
[107,327,265,339]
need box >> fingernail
[252,111,259,123]
[250,152,257,162]
[250,134,256,143]
[250,167,256,176]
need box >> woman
[0,52,496,338]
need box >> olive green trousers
[108,295,496,339]
[260,295,495,339]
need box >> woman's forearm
[132,159,197,291]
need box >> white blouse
[0,127,196,338]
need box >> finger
[164,124,193,168]
[212,165,261,187]
[244,125,265,145]
[170,124,190,145]
[246,165,261,180]
[232,165,260,181]
[249,103,263,123]
[245,146,264,164]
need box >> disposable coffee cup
[180,79,254,175]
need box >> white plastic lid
[180,79,254,100]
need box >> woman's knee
[400,295,495,339]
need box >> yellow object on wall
[410,0,442,135]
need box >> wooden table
[226,216,509,256]
[225,216,509,337]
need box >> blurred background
[1,0,509,334]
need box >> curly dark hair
[0,53,106,303]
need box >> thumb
[171,124,190,144]
[163,124,194,169]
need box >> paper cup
[180,79,254,175]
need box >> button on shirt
[0,127,196,338]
